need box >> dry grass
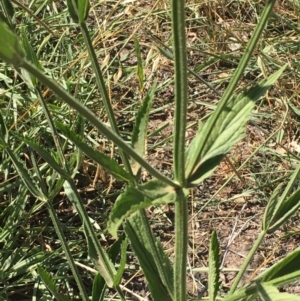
[2,0,300,300]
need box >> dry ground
[4,0,300,300]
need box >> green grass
[1,0,300,300]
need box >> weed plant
[1,0,300,300]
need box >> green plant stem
[228,231,266,295]
[20,60,178,189]
[174,190,188,301]
[172,0,187,186]
[47,201,89,301]
[79,22,132,176]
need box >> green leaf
[138,179,186,201]
[0,21,25,67]
[256,283,300,301]
[64,180,116,288]
[48,177,66,199]
[262,183,285,231]
[108,181,184,238]
[16,135,71,180]
[134,37,144,91]
[83,222,115,288]
[125,212,173,301]
[108,234,126,263]
[66,0,79,23]
[108,187,147,238]
[5,147,43,199]
[131,82,156,176]
[2,0,14,18]
[91,235,125,301]
[3,246,50,279]
[56,121,133,182]
[0,110,8,143]
[266,188,300,234]
[113,238,128,286]
[185,65,286,186]
[255,246,300,284]
[0,0,14,29]
[20,27,42,88]
[78,0,90,23]
[208,230,220,301]
[92,273,106,301]
[37,266,72,301]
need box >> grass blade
[0,21,25,66]
[63,180,117,289]
[113,238,128,287]
[256,283,300,301]
[134,36,144,91]
[56,122,134,182]
[15,134,70,179]
[37,265,72,301]
[125,212,173,301]
[4,146,43,199]
[46,201,90,301]
[208,231,220,301]
[92,273,106,301]
[131,81,156,175]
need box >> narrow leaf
[0,110,8,142]
[267,188,300,234]
[37,265,72,301]
[257,283,300,301]
[131,82,156,175]
[20,27,42,88]
[208,230,220,301]
[66,0,79,23]
[134,37,144,91]
[185,66,286,186]
[0,0,14,30]
[78,0,90,23]
[108,182,181,238]
[2,0,14,18]
[255,246,300,283]
[5,147,43,198]
[16,135,71,179]
[262,183,284,231]
[64,180,116,288]
[92,235,125,301]
[0,21,25,67]
[56,121,133,182]
[92,273,106,301]
[113,238,128,286]
[108,187,148,238]
[138,179,179,200]
[125,212,173,301]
